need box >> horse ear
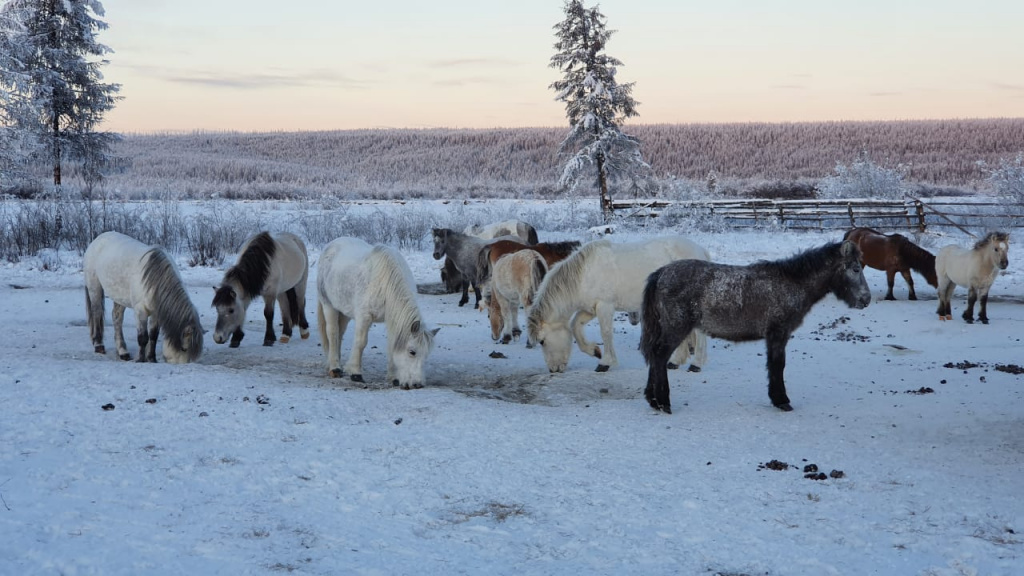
[840,240,857,258]
[430,327,441,336]
[411,320,421,333]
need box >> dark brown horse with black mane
[843,227,937,300]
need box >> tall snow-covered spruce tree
[0,0,121,191]
[549,0,648,221]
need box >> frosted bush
[818,153,908,200]
[986,153,1024,202]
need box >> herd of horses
[82,222,1011,412]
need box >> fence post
[847,203,855,228]
[915,201,926,232]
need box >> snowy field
[0,201,1021,575]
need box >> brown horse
[478,240,581,342]
[843,227,937,300]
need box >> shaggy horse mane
[215,231,276,303]
[975,231,1010,250]
[763,241,846,279]
[366,246,431,350]
[528,239,608,335]
[142,248,203,361]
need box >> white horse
[317,237,440,389]
[527,236,710,373]
[213,231,310,347]
[935,231,1010,324]
[488,249,548,346]
[84,231,203,363]
[464,219,538,244]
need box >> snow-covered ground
[1,203,1021,575]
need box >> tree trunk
[596,154,613,222]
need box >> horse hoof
[329,368,343,378]
[350,374,364,383]
[279,335,290,344]
[458,300,468,307]
[660,404,672,415]
[119,353,131,361]
[595,364,610,372]
[263,340,275,346]
[229,341,241,348]
[884,295,895,301]
[776,403,794,412]
[666,362,679,370]
[945,315,952,321]
[909,295,918,301]
[392,379,400,387]
[980,318,989,325]
[413,383,423,389]
[687,365,702,373]
[963,318,974,325]
[300,329,310,340]
[94,345,106,355]
[501,335,512,344]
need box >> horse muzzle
[212,333,227,344]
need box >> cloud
[992,82,1024,92]
[427,58,519,68]
[432,76,500,87]
[771,84,808,90]
[115,63,367,90]
[869,91,900,97]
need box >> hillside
[100,118,1024,199]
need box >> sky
[96,0,1024,133]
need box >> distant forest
[97,118,1024,200]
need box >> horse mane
[367,246,432,352]
[217,231,276,302]
[529,239,606,333]
[974,231,1010,250]
[892,234,938,286]
[843,226,883,241]
[542,240,581,258]
[523,222,539,245]
[141,248,203,362]
[765,241,844,279]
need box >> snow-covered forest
[8,118,1013,201]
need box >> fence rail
[611,198,1024,233]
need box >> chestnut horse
[843,227,937,300]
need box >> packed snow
[1,201,1021,575]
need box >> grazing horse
[843,227,937,300]
[477,240,581,285]
[527,236,711,373]
[935,231,1010,324]
[640,241,871,414]
[84,231,203,363]
[488,250,548,345]
[432,228,524,308]
[437,220,539,293]
[212,231,310,347]
[464,219,539,244]
[317,237,439,389]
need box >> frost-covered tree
[0,0,121,191]
[549,0,648,221]
[986,152,1024,202]
[818,151,908,200]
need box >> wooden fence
[611,198,1024,233]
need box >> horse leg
[135,310,150,363]
[594,302,618,371]
[937,279,954,320]
[668,334,694,370]
[320,303,348,378]
[344,316,371,383]
[263,298,276,346]
[765,329,793,411]
[458,280,470,307]
[962,286,977,324]
[885,269,896,300]
[645,341,678,414]
[900,269,917,300]
[569,310,601,360]
[276,292,293,343]
[495,290,515,344]
[230,327,245,347]
[146,319,160,363]
[978,288,990,324]
[111,303,131,361]
[472,281,483,310]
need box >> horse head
[991,232,1010,270]
[163,323,202,364]
[528,315,572,373]
[211,283,246,345]
[834,241,872,310]
[390,320,440,389]
[431,228,449,260]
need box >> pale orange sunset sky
[98,0,1023,133]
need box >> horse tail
[526,223,539,245]
[476,245,493,284]
[317,300,328,351]
[639,267,666,365]
[85,282,104,347]
[528,256,547,305]
[285,287,300,321]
